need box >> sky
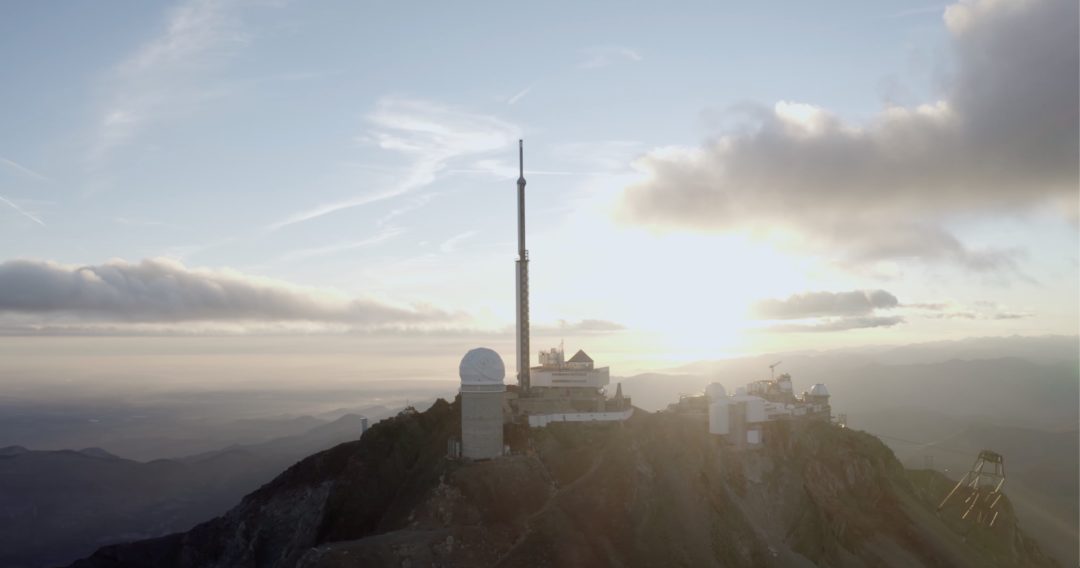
[0,0,1076,383]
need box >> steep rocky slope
[70,399,1056,567]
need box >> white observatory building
[707,383,729,436]
[459,347,506,460]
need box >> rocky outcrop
[70,399,1056,568]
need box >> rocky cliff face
[70,399,1056,568]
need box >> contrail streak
[0,157,49,182]
[0,194,45,225]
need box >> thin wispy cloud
[578,46,643,69]
[551,140,644,171]
[880,5,949,20]
[909,300,1034,321]
[267,187,404,231]
[278,226,405,262]
[377,191,441,228]
[0,157,49,182]
[439,230,478,253]
[542,318,627,333]
[89,0,254,166]
[0,195,45,226]
[450,160,586,179]
[269,96,521,230]
[112,216,185,230]
[507,84,533,105]
[766,315,905,333]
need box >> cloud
[753,289,899,320]
[768,315,906,333]
[904,301,949,310]
[916,305,1033,321]
[90,0,254,164]
[551,141,645,171]
[277,226,404,262]
[269,97,521,229]
[923,311,1032,320]
[507,84,533,105]
[0,258,453,328]
[881,5,952,20]
[620,0,1078,270]
[0,195,45,226]
[439,230,478,253]
[0,157,49,182]
[529,319,627,336]
[557,318,627,332]
[578,46,643,69]
[902,298,1033,320]
[992,312,1031,320]
[753,289,904,333]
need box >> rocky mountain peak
[70,398,1056,567]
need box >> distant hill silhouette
[0,414,375,568]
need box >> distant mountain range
[0,412,384,568]
[5,335,1076,567]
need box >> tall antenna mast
[515,140,531,394]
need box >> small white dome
[808,383,830,397]
[459,348,506,386]
[706,382,727,401]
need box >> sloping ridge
[69,399,1057,568]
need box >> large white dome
[459,347,506,386]
[808,383,830,397]
[706,382,727,401]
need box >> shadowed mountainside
[70,398,1056,568]
[617,352,1079,566]
[0,414,372,568]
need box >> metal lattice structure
[515,140,530,395]
[937,450,1007,527]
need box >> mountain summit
[70,398,1055,567]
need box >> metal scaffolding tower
[937,449,1007,527]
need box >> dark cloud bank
[754,289,898,320]
[752,288,1033,332]
[752,289,904,332]
[0,258,450,326]
[621,0,1078,270]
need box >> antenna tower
[515,140,530,394]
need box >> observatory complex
[454,141,835,460]
[671,368,833,449]
[454,141,633,459]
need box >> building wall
[528,408,633,428]
[708,401,729,435]
[462,390,504,459]
[511,390,621,416]
[531,366,610,388]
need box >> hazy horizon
[1,1,1077,564]
[0,0,1076,372]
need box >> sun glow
[523,181,815,362]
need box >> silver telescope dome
[459,347,506,386]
